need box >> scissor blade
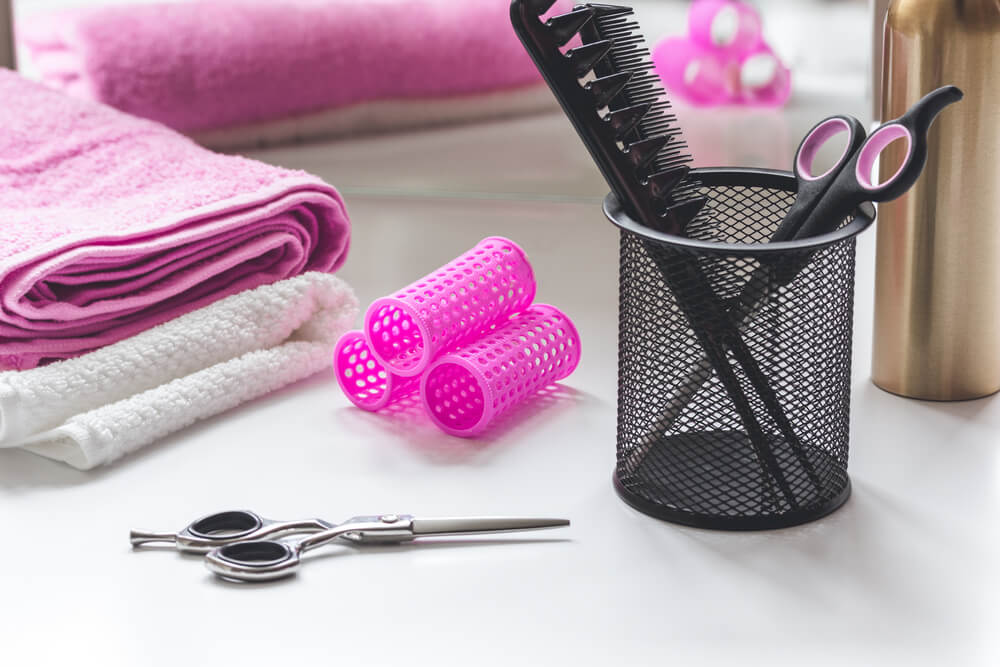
[411,517,570,537]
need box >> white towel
[0,272,358,469]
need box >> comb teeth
[567,40,614,77]
[587,71,634,108]
[587,4,634,19]
[587,7,698,189]
[525,0,559,15]
[546,8,596,46]
[510,0,701,231]
[645,167,690,200]
[606,102,651,139]
[627,136,672,171]
[660,197,709,235]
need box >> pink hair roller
[737,44,791,107]
[653,37,730,107]
[688,0,762,53]
[334,330,420,412]
[654,0,790,108]
[365,237,536,378]
[420,304,581,438]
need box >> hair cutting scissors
[132,511,569,582]
[771,85,962,248]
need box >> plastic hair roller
[687,0,761,53]
[421,304,581,437]
[334,331,420,412]
[653,0,790,107]
[364,237,536,377]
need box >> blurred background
[1,0,878,196]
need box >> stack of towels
[0,69,357,469]
[2,0,565,469]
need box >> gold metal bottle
[873,0,1000,400]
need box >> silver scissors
[131,511,569,582]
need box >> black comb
[510,1,707,236]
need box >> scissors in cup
[773,85,963,248]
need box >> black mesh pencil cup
[606,168,875,530]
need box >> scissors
[131,511,570,582]
[772,85,963,248]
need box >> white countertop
[3,2,998,666]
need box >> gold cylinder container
[873,0,1000,400]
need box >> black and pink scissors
[772,85,963,246]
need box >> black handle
[771,116,868,243]
[793,85,963,241]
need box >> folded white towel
[0,272,358,469]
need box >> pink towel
[18,0,571,146]
[0,70,351,371]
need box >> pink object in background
[688,0,762,54]
[654,37,730,106]
[0,70,351,371]
[364,237,536,378]
[334,331,419,412]
[653,0,791,108]
[421,304,581,438]
[18,0,573,146]
[737,43,792,106]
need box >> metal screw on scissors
[132,512,570,582]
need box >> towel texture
[0,272,358,469]
[0,70,351,370]
[19,0,571,148]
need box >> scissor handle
[794,117,864,184]
[205,520,398,582]
[130,510,334,553]
[128,510,265,548]
[771,115,868,244]
[185,510,265,540]
[854,123,913,195]
[205,540,301,582]
[792,85,963,241]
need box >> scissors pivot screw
[379,514,400,523]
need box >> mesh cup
[364,237,536,378]
[605,168,875,530]
[334,331,420,412]
[420,304,581,437]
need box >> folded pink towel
[0,70,351,370]
[19,0,571,146]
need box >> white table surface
[3,2,998,666]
